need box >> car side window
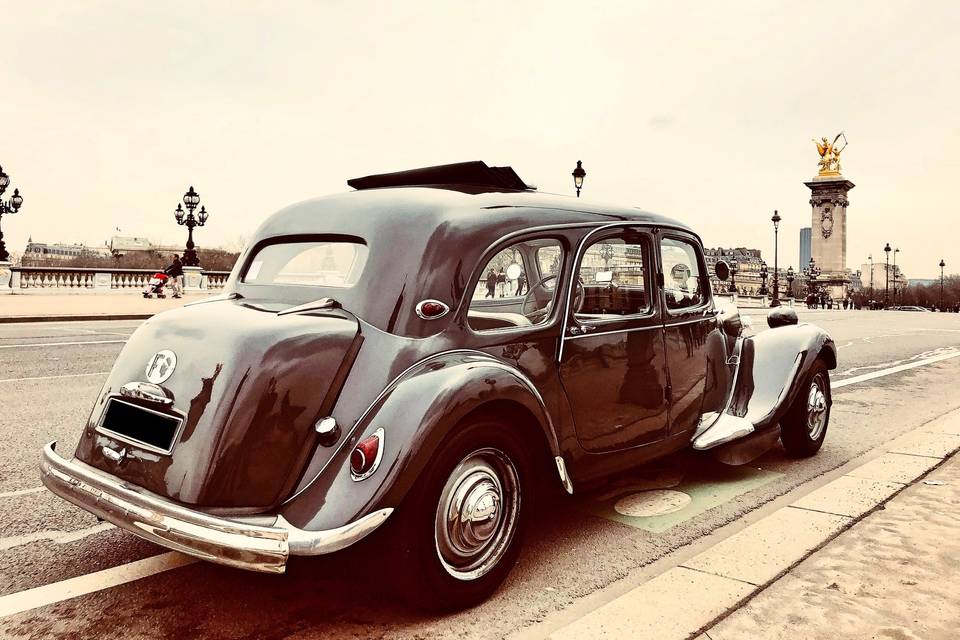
[469,239,563,332]
[660,237,704,311]
[574,232,651,321]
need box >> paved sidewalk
[0,293,211,322]
[704,453,960,640]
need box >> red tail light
[350,428,384,480]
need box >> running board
[709,425,781,465]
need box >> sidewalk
[549,410,960,640]
[704,454,960,640]
[0,293,209,322]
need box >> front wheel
[393,417,531,611]
[780,359,831,457]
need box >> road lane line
[834,351,960,389]
[0,340,127,349]
[0,487,45,499]
[0,372,110,383]
[0,523,115,551]
[0,552,198,618]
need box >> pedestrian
[496,268,506,297]
[485,269,496,298]
[516,271,526,296]
[164,254,184,298]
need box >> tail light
[350,428,384,481]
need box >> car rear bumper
[40,441,392,574]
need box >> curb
[545,410,960,640]
[0,314,154,324]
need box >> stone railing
[3,266,232,293]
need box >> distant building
[109,235,181,257]
[24,237,111,261]
[799,227,812,269]
[705,247,779,295]
[908,278,938,287]
[860,262,906,294]
[848,269,863,291]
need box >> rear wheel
[393,417,531,611]
[780,359,831,457]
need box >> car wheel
[780,359,831,457]
[393,416,531,611]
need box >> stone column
[804,176,855,301]
[182,266,204,292]
[0,262,11,294]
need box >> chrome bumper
[40,441,392,574]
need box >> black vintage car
[42,161,835,610]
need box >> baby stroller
[143,272,169,299]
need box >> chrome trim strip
[554,456,573,495]
[350,427,385,481]
[40,442,393,573]
[662,315,718,328]
[277,297,339,316]
[693,337,744,444]
[415,299,451,320]
[95,397,185,456]
[119,381,173,406]
[564,323,662,341]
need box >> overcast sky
[2,1,958,278]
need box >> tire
[780,359,831,457]
[392,416,532,611]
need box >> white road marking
[0,372,109,384]
[0,552,197,618]
[0,340,127,349]
[0,523,116,551]
[0,487,45,499]
[834,350,960,388]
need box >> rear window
[241,241,369,287]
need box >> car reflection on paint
[40,161,837,611]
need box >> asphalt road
[2,310,960,639]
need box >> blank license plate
[99,398,181,452]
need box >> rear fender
[279,350,563,531]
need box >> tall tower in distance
[805,133,854,301]
[799,227,812,271]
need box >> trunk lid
[74,298,361,509]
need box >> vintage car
[41,161,836,610]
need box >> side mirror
[715,260,730,281]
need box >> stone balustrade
[3,266,231,293]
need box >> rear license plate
[98,398,182,453]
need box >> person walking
[516,271,526,296]
[496,268,506,297]
[165,254,184,299]
[485,268,497,298]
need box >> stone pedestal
[183,266,204,292]
[805,175,855,301]
[0,262,11,294]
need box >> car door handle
[567,325,597,336]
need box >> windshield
[241,241,369,288]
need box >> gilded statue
[813,132,847,176]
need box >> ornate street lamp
[0,165,25,263]
[728,253,739,294]
[805,257,821,296]
[893,247,900,303]
[770,209,781,307]
[786,265,795,298]
[884,243,891,307]
[940,259,946,310]
[868,253,874,297]
[174,186,209,267]
[758,261,769,296]
[571,161,586,198]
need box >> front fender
[733,322,836,430]
[279,350,560,532]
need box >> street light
[805,257,821,297]
[571,161,586,198]
[770,209,781,307]
[174,186,210,267]
[758,261,769,296]
[893,247,900,303]
[728,251,739,295]
[0,165,24,263]
[938,259,946,309]
[786,265,796,299]
[868,253,874,298]
[884,243,891,307]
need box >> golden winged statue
[813,132,848,176]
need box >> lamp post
[884,243,891,307]
[786,266,795,299]
[758,261,769,296]
[0,165,25,263]
[893,247,900,304]
[868,253,873,299]
[805,257,821,297]
[940,259,946,311]
[728,252,739,295]
[770,209,781,307]
[571,161,586,198]
[174,186,209,267]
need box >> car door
[658,234,714,435]
[558,226,671,453]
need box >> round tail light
[416,299,450,319]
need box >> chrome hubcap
[435,447,519,581]
[807,374,828,440]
